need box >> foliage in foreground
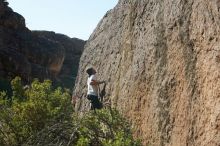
[26,109,141,146]
[0,77,72,145]
[0,77,141,146]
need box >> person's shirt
[87,75,98,96]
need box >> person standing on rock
[86,67,105,110]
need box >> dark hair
[86,67,93,76]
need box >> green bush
[26,109,141,146]
[0,77,141,146]
[74,109,141,146]
[0,77,72,145]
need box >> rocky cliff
[0,0,85,88]
[33,31,85,88]
[74,0,220,146]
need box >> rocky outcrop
[33,31,85,88]
[0,0,85,88]
[74,0,220,146]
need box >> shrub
[26,108,141,146]
[0,77,72,145]
[0,77,141,146]
[75,109,141,146]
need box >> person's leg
[87,95,94,110]
[93,96,103,109]
[87,95,102,110]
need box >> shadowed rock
[0,0,85,88]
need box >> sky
[8,0,118,40]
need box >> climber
[86,67,105,110]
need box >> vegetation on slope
[0,77,141,146]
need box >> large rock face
[0,0,85,88]
[74,0,220,145]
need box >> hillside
[74,0,220,145]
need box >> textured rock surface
[33,31,85,88]
[0,0,85,88]
[74,0,220,145]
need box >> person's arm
[89,75,105,85]
[90,79,105,85]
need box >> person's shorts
[87,95,102,110]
